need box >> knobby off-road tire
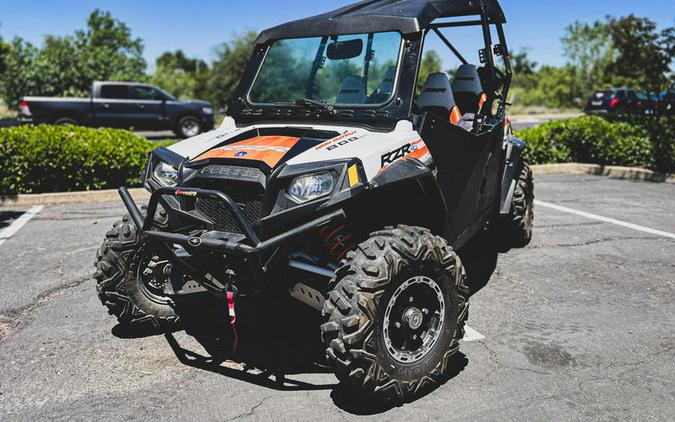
[497,160,534,252]
[321,226,469,401]
[94,211,180,333]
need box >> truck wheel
[496,161,534,252]
[175,116,202,139]
[321,226,469,401]
[53,117,79,126]
[94,212,180,334]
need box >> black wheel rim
[136,253,171,304]
[383,276,445,363]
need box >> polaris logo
[381,143,413,168]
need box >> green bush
[517,115,675,174]
[0,125,171,195]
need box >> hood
[170,120,425,180]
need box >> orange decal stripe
[194,136,301,168]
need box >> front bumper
[119,186,344,293]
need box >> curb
[1,188,150,208]
[531,163,675,183]
[1,163,673,208]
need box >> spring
[320,224,357,262]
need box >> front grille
[195,193,264,234]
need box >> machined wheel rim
[181,119,200,137]
[383,275,445,364]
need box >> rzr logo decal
[381,143,413,168]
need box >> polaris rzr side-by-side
[95,0,534,401]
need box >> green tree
[156,50,207,73]
[417,50,443,92]
[149,50,210,99]
[561,21,615,93]
[606,15,672,92]
[0,10,145,108]
[207,31,258,109]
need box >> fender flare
[499,136,526,215]
[367,158,447,234]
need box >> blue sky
[1,0,673,71]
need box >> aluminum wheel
[180,117,201,138]
[383,275,445,363]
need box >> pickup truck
[20,81,215,138]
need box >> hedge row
[517,115,675,174]
[0,125,172,195]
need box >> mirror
[326,39,363,60]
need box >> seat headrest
[452,64,483,95]
[376,67,396,94]
[336,75,366,104]
[416,72,456,112]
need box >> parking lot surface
[0,174,673,421]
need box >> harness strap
[227,291,239,355]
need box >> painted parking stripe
[535,200,675,240]
[462,325,485,342]
[0,206,44,247]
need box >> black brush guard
[119,186,345,295]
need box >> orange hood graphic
[194,136,301,168]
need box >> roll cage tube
[424,0,513,124]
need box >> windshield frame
[245,32,405,109]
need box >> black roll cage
[229,0,512,129]
[423,13,513,122]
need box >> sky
[1,0,673,71]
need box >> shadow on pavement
[0,211,25,230]
[107,230,497,413]
[458,226,499,297]
[330,352,468,415]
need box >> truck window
[100,85,129,99]
[132,86,162,101]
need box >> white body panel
[168,117,431,181]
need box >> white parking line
[462,325,485,342]
[0,206,44,247]
[535,200,675,240]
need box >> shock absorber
[320,224,357,262]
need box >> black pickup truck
[21,81,214,138]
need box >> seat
[336,75,366,104]
[451,64,488,115]
[366,67,396,103]
[416,72,462,125]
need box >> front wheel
[321,226,469,401]
[94,214,181,334]
[175,116,202,139]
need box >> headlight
[153,162,178,187]
[202,107,214,115]
[287,172,335,203]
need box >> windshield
[249,32,402,106]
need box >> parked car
[659,90,675,115]
[584,88,656,115]
[20,81,215,138]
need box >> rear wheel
[496,160,534,251]
[94,212,181,333]
[175,116,202,139]
[53,116,79,126]
[321,225,469,401]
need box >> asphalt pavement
[0,174,673,421]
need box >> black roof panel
[257,0,506,43]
